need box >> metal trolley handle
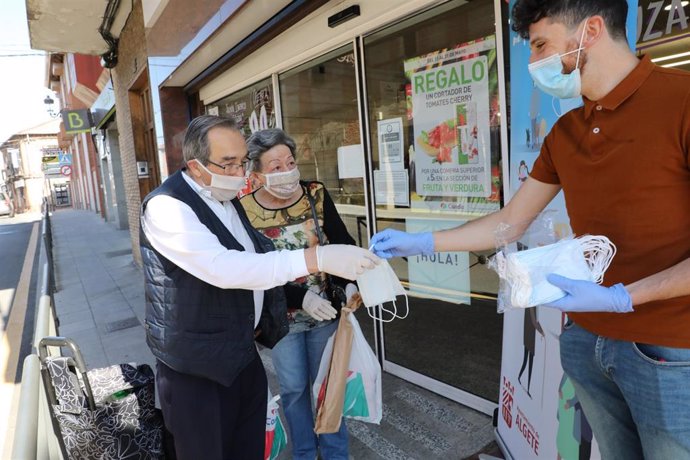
[38,336,97,410]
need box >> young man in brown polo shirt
[369,0,690,457]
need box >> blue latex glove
[542,274,633,313]
[369,229,434,259]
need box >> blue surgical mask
[528,22,587,99]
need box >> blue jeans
[271,321,349,460]
[560,322,690,460]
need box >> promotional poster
[404,35,501,216]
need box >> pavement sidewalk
[50,208,501,460]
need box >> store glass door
[362,0,504,412]
[278,45,378,345]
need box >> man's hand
[302,291,337,321]
[369,229,434,259]
[316,245,380,280]
[542,274,633,313]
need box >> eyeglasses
[206,158,250,173]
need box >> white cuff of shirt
[287,248,309,279]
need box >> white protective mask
[356,259,409,323]
[196,160,246,202]
[262,168,301,199]
[492,235,616,309]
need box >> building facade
[45,53,108,218]
[0,120,61,214]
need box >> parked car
[0,191,14,217]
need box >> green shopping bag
[343,370,370,418]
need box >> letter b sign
[68,112,85,129]
[63,109,92,133]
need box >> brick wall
[159,87,189,173]
[112,0,148,266]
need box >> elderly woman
[240,128,354,460]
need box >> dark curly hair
[511,0,628,42]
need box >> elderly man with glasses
[140,115,379,459]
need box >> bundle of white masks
[356,259,409,323]
[491,235,616,309]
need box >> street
[0,213,41,459]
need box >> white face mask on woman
[195,160,246,202]
[261,167,301,199]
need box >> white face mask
[356,259,409,323]
[262,167,301,199]
[493,235,616,309]
[196,160,246,202]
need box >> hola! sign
[62,109,92,134]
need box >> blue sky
[0,0,55,143]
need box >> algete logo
[501,376,514,428]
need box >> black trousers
[156,354,268,460]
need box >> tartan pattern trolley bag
[38,336,165,459]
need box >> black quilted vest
[140,171,288,386]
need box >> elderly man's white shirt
[141,172,308,328]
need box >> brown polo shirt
[530,55,690,347]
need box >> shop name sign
[637,0,689,43]
[62,109,93,134]
[41,147,63,163]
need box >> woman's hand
[302,291,337,321]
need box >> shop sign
[42,147,62,156]
[41,146,62,165]
[62,109,93,134]
[41,147,61,173]
[91,80,115,128]
[637,0,689,44]
[206,80,275,137]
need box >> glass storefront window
[363,0,502,402]
[279,45,377,345]
[206,78,276,138]
[279,46,364,207]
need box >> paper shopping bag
[313,296,359,434]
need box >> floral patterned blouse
[241,181,354,333]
